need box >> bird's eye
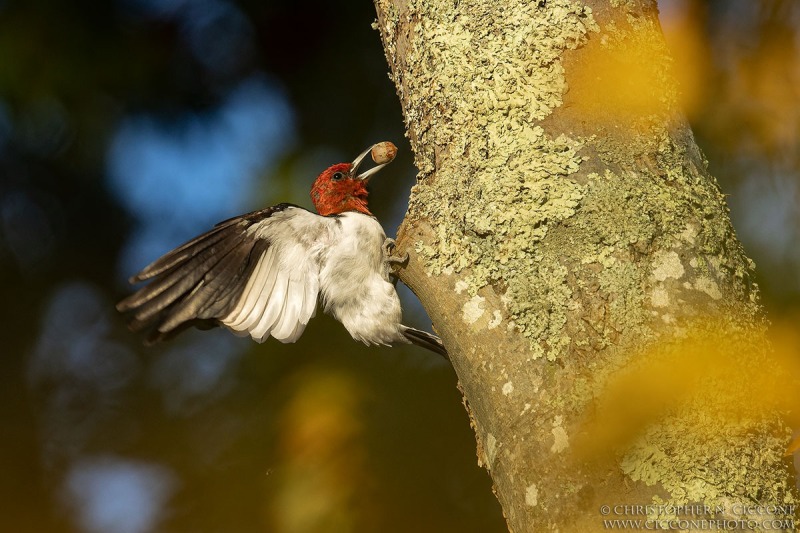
[332,172,344,181]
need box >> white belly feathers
[319,212,404,346]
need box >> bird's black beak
[351,144,388,181]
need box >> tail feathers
[400,325,448,359]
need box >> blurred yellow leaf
[574,316,800,461]
[567,18,677,125]
[661,1,712,118]
[265,369,369,533]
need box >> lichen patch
[485,433,498,469]
[551,415,570,453]
[462,295,486,325]
[525,483,539,507]
[652,251,685,282]
[488,310,503,330]
[395,0,597,356]
[454,279,469,294]
[651,286,670,308]
[695,276,722,301]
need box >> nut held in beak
[371,142,397,165]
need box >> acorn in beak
[351,141,397,181]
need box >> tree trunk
[374,0,797,531]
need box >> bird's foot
[383,238,409,270]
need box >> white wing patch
[221,208,330,344]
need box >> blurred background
[0,0,797,532]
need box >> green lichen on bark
[614,322,796,525]
[377,0,599,358]
[622,415,794,525]
[563,61,787,520]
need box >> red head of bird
[310,144,389,217]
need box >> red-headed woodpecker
[117,143,447,358]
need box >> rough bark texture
[374,0,796,531]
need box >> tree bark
[374,0,796,531]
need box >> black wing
[117,203,329,344]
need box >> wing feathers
[225,244,278,332]
[271,278,306,342]
[251,270,289,342]
[118,230,245,316]
[130,222,240,283]
[156,238,254,333]
[200,239,270,319]
[118,204,328,344]
[225,245,272,327]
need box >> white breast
[319,212,404,346]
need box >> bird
[116,143,447,358]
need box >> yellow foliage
[661,4,711,118]
[574,317,800,461]
[265,369,368,533]
[661,0,800,154]
[567,20,676,123]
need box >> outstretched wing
[117,203,334,344]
